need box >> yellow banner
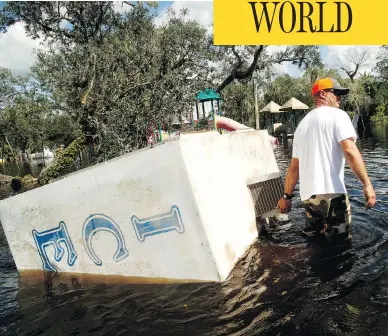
[214,0,388,45]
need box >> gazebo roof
[259,101,281,113]
[279,97,309,111]
[196,88,222,102]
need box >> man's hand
[277,198,291,214]
[364,184,376,209]
[340,139,377,209]
[277,158,299,215]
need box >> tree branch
[117,81,154,100]
[124,1,136,8]
[231,46,242,68]
[217,45,264,92]
[28,16,75,39]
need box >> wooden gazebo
[279,97,309,132]
[259,101,281,113]
[259,101,281,133]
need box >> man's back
[292,106,357,201]
[277,77,376,239]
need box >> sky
[0,1,381,77]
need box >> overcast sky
[0,1,380,77]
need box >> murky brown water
[1,123,388,335]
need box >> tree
[336,46,372,82]
[375,46,388,81]
[215,45,322,92]
[0,79,81,156]
[344,77,373,116]
[0,2,327,163]
[28,5,216,160]
[302,65,342,86]
[222,83,256,127]
[368,46,388,118]
[0,1,125,46]
[1,2,218,161]
[0,67,20,108]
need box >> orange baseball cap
[311,77,349,96]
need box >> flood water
[1,123,388,335]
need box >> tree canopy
[0,1,387,167]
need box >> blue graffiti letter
[83,214,129,266]
[132,205,185,242]
[32,222,77,272]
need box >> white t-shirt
[292,106,357,201]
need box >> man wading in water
[277,77,376,241]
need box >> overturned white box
[0,130,282,283]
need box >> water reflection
[0,157,51,179]
[1,123,388,335]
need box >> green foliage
[264,74,311,108]
[262,68,344,110]
[216,45,322,92]
[0,1,125,45]
[371,105,388,124]
[29,5,216,161]
[21,174,36,185]
[258,65,377,120]
[343,78,372,115]
[37,135,86,185]
[0,144,14,160]
[4,2,388,175]
[302,66,342,85]
[375,46,388,82]
[0,75,81,154]
[0,67,17,107]
[0,2,327,165]
[221,57,388,130]
[223,83,256,127]
[371,48,388,116]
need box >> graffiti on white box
[131,205,184,242]
[83,214,130,266]
[32,206,185,272]
[32,222,78,272]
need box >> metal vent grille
[248,177,283,218]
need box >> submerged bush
[38,135,86,185]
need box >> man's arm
[277,158,299,213]
[340,138,376,208]
[284,158,299,195]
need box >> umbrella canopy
[259,101,281,113]
[279,97,309,111]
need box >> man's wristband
[282,193,293,200]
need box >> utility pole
[253,75,259,130]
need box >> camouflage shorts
[302,193,351,240]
